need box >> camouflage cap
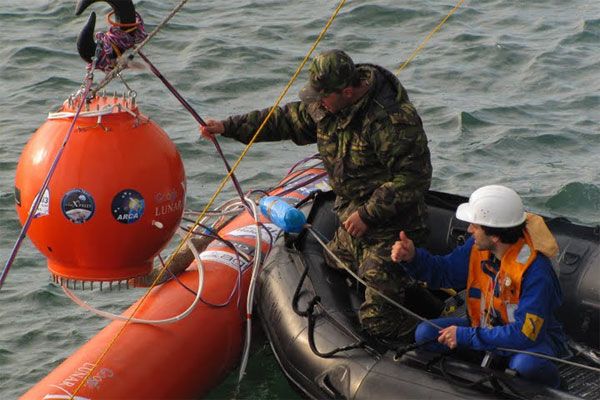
[299,49,357,103]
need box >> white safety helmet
[455,185,526,228]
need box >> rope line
[156,0,349,289]
[395,0,465,75]
[92,0,191,95]
[72,4,348,393]
[68,0,464,394]
[202,0,348,218]
[0,48,99,290]
[67,3,202,396]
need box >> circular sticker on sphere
[112,189,145,224]
[62,189,95,224]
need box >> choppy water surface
[0,1,599,398]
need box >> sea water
[0,1,599,398]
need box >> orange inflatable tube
[21,166,329,399]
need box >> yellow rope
[395,0,465,75]
[70,0,464,396]
[69,1,348,398]
[69,269,175,398]
[205,0,349,209]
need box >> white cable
[497,347,600,373]
[237,197,268,384]
[62,228,205,325]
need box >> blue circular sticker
[112,189,145,224]
[62,189,95,224]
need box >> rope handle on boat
[291,259,314,318]
[294,287,366,358]
[306,298,366,358]
[438,355,535,400]
[393,338,438,359]
[437,356,528,399]
[290,236,368,358]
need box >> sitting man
[391,184,566,388]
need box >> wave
[546,182,600,214]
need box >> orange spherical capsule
[14,96,186,282]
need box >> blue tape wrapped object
[259,196,306,233]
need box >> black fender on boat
[257,190,599,400]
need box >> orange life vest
[466,231,537,327]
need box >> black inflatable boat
[257,186,600,399]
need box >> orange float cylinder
[20,167,329,399]
[20,262,248,399]
[19,209,270,399]
[14,96,186,282]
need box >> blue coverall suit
[405,237,566,388]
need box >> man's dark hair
[481,221,526,244]
[332,73,362,94]
[349,73,362,88]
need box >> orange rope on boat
[110,42,122,58]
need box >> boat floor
[315,281,600,399]
[559,356,600,399]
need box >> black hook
[75,0,137,63]
[77,12,97,63]
[76,0,136,24]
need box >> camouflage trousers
[324,226,426,340]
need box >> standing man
[391,185,566,387]
[201,49,432,340]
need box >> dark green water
[0,1,599,398]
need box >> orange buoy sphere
[14,95,186,282]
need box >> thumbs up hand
[391,231,416,263]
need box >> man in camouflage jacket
[200,49,432,339]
